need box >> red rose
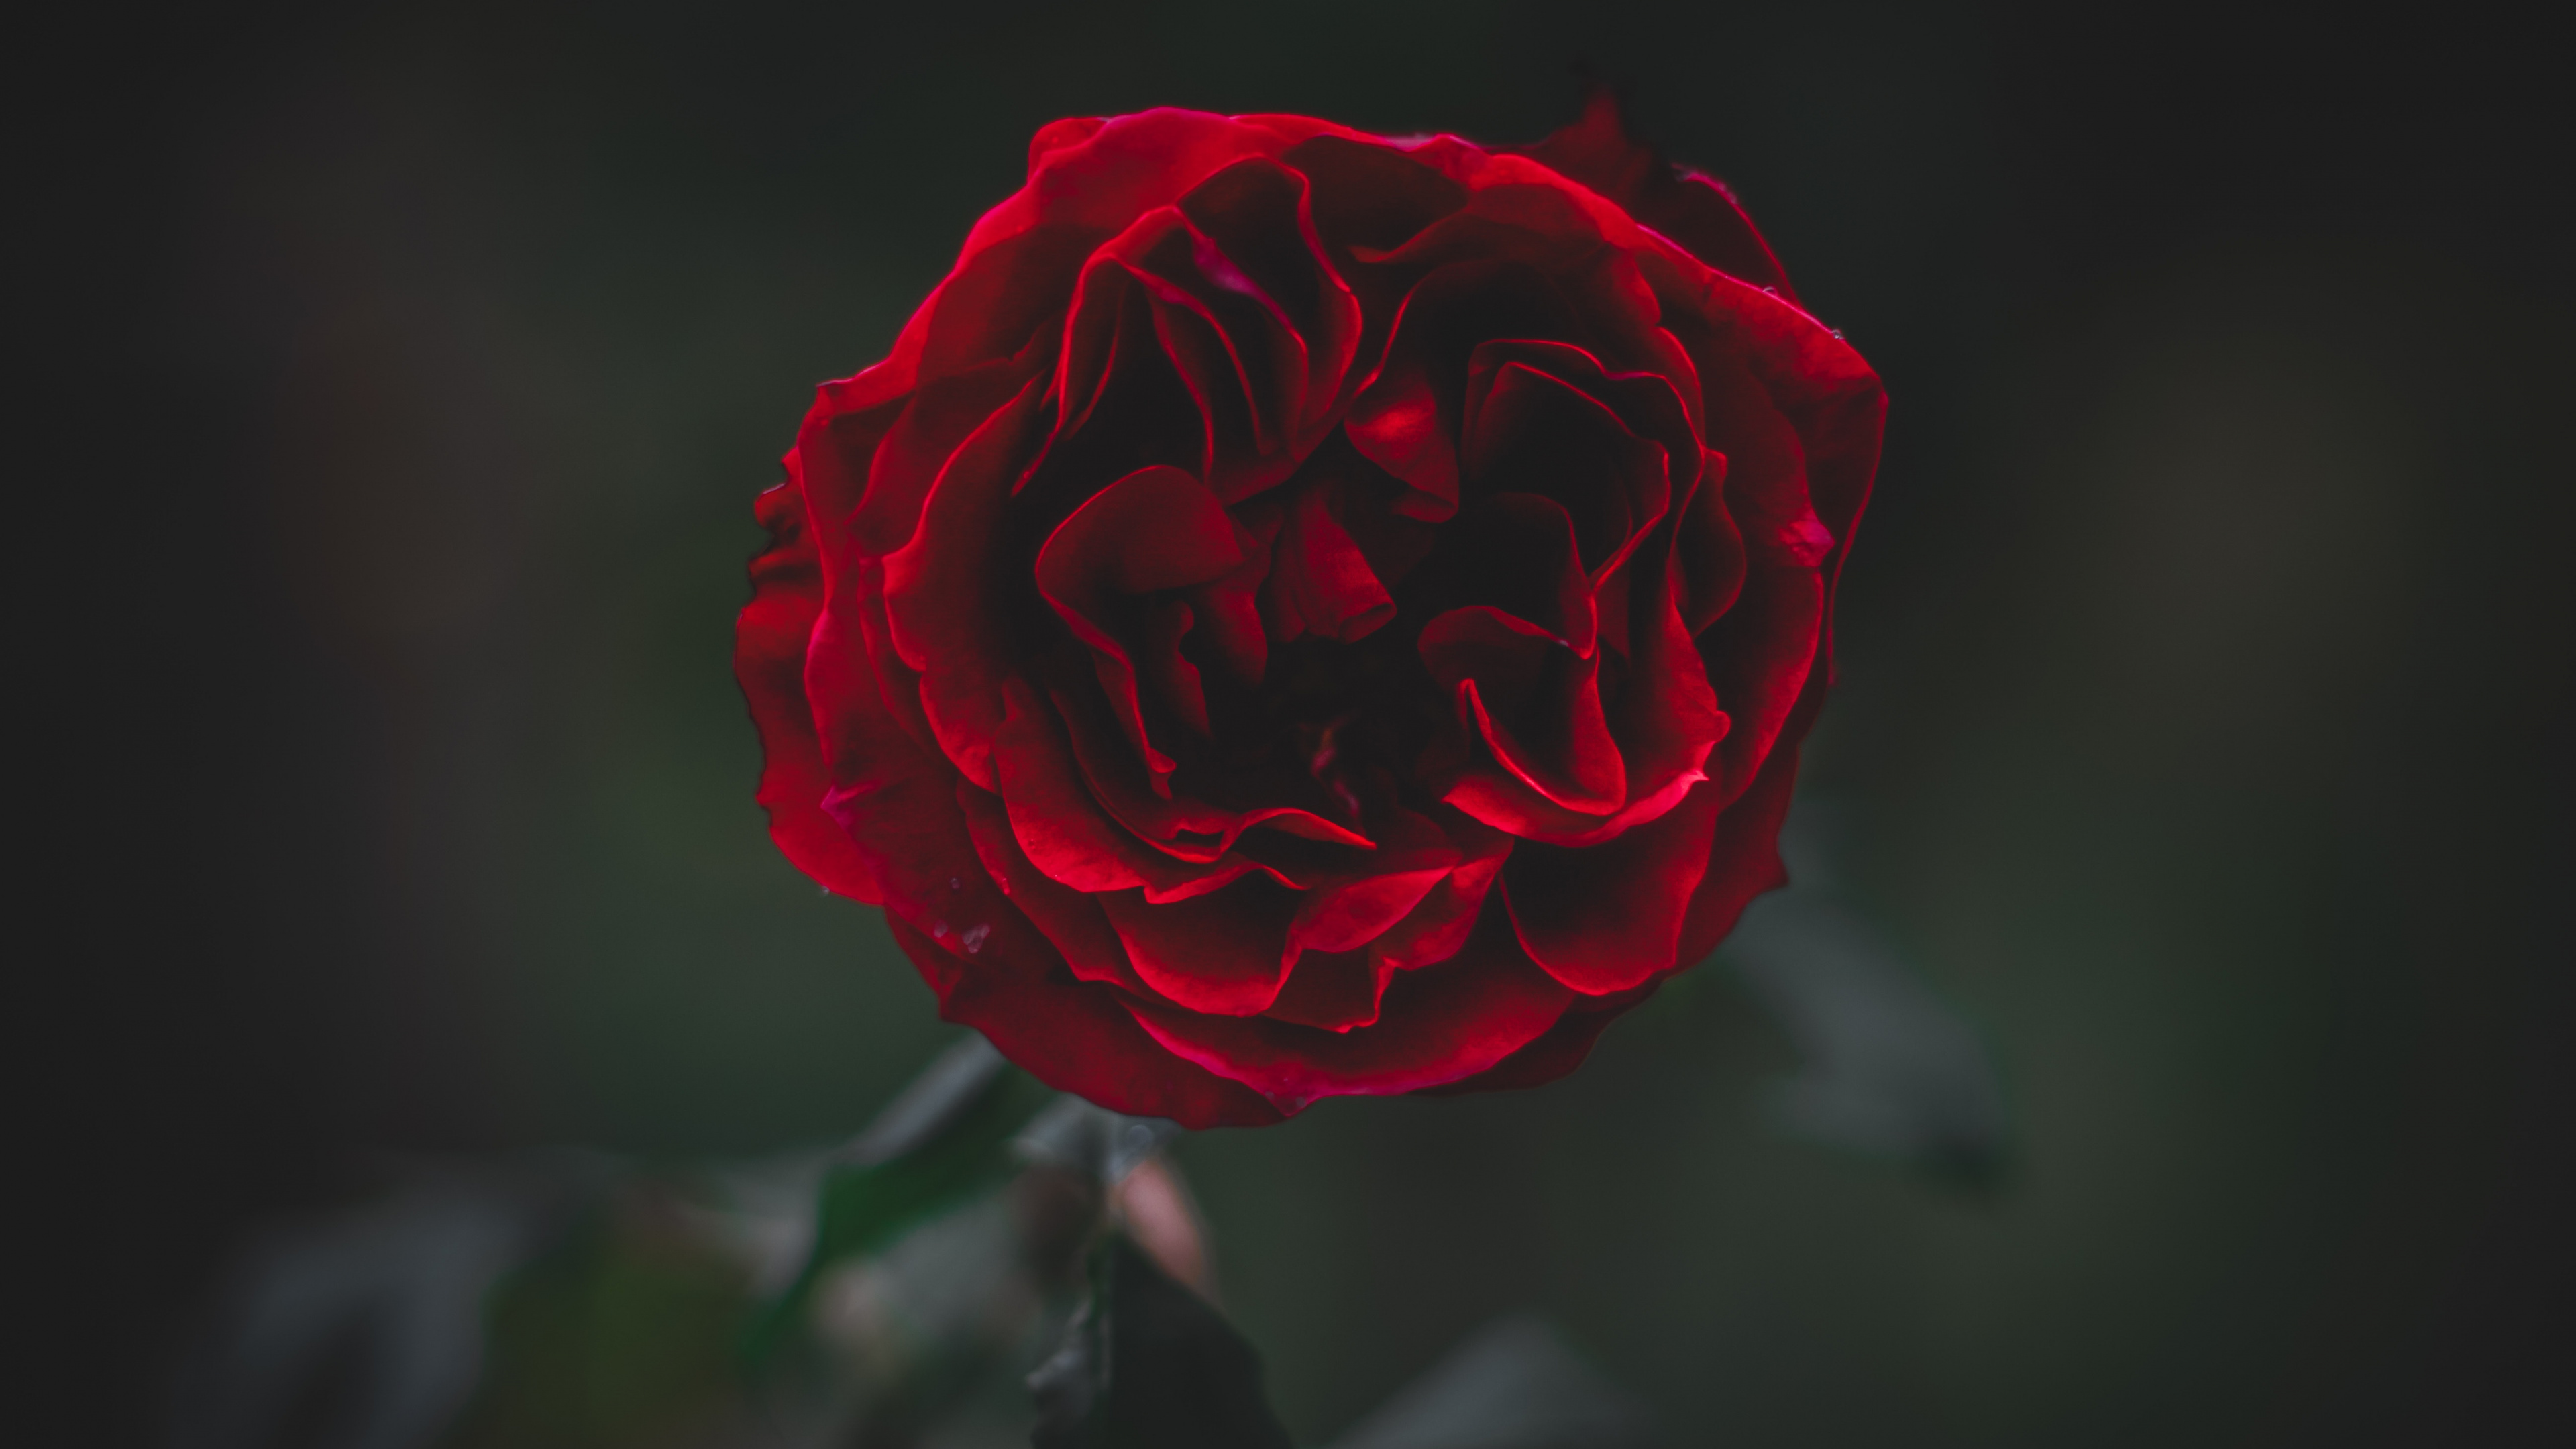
[737,93,1882,1127]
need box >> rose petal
[737,483,880,902]
[1411,492,1597,656]
[957,777,1149,996]
[991,679,1248,900]
[1676,446,1748,633]
[855,357,1039,558]
[1256,474,1395,644]
[1504,85,1799,303]
[1262,949,1395,1032]
[1035,464,1244,788]
[1368,827,1511,971]
[1462,360,1671,577]
[1674,739,1801,965]
[1052,681,1375,871]
[884,916,1283,1130]
[1026,276,1211,518]
[1177,157,1364,440]
[1345,258,1580,517]
[1141,600,1210,735]
[919,224,1100,383]
[881,372,1056,791]
[1501,773,1724,994]
[790,390,906,577]
[809,633,1061,984]
[1283,133,1470,258]
[1410,979,1660,1098]
[1421,605,1625,817]
[1697,562,1822,804]
[1099,873,1303,1015]
[1462,339,1696,575]
[1119,905,1577,1112]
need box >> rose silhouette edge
[736,98,1883,1126]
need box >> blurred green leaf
[441,1187,751,1449]
[742,1052,1055,1366]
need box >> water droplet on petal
[961,923,991,954]
[949,877,962,890]
[932,920,950,939]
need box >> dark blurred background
[23,1,2573,1443]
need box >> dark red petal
[1185,514,1273,686]
[808,619,1059,983]
[1289,861,1453,957]
[1354,183,1609,272]
[1504,86,1798,303]
[1674,739,1801,966]
[1701,359,1835,570]
[856,358,1037,558]
[1605,535,1727,811]
[1119,905,1577,1112]
[884,916,1283,1130]
[1176,157,1365,440]
[1141,600,1211,736]
[919,224,1101,383]
[1344,359,1456,517]
[1051,681,1374,871]
[1417,492,1597,656]
[1049,256,1140,448]
[1501,773,1723,994]
[1281,132,1470,259]
[1642,252,1882,582]
[1462,361,1670,576]
[1676,447,1748,634]
[881,373,1056,791]
[1014,109,1297,241]
[1099,873,1303,1015]
[1262,949,1395,1032]
[1256,476,1395,644]
[846,554,945,771]
[1370,846,1509,971]
[737,483,880,902]
[1085,207,1309,502]
[1026,116,1106,176]
[1422,605,1625,818]
[1036,465,1244,787]
[1461,339,1694,573]
[790,390,906,578]
[1029,277,1210,512]
[1410,980,1660,1098]
[957,777,1149,996]
[1698,563,1823,804]
[1344,259,1581,519]
[1039,464,1242,599]
[991,680,1248,900]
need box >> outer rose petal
[737,483,879,902]
[1674,741,1801,966]
[881,373,1057,790]
[1120,906,1577,1112]
[957,778,1151,997]
[886,916,1283,1129]
[1500,774,1725,994]
[1505,87,1797,303]
[1432,745,1801,1095]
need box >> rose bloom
[738,95,1882,1127]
